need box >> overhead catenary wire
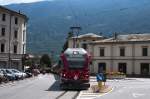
[67,0,82,48]
[67,0,79,27]
[66,0,97,34]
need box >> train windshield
[67,56,85,69]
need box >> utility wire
[67,0,79,27]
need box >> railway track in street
[0,74,82,99]
[55,91,80,99]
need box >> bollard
[96,73,106,92]
[98,81,103,89]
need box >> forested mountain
[6,0,150,57]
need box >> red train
[60,48,91,89]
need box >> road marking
[132,93,145,98]
[77,87,113,99]
[73,91,80,99]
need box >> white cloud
[65,16,72,20]
[0,0,54,5]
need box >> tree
[40,54,51,68]
[62,32,74,52]
[24,59,33,66]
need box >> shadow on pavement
[46,81,61,91]
[54,74,60,81]
[46,74,81,91]
[46,80,81,91]
[46,74,61,91]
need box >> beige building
[68,33,150,76]
[68,33,104,50]
[0,6,28,70]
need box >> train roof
[64,48,87,55]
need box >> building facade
[68,33,150,76]
[0,6,28,70]
[68,33,104,50]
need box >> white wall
[0,10,27,54]
[0,8,27,70]
[90,42,150,75]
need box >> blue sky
[0,0,54,5]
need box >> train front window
[67,58,85,69]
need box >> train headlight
[63,73,66,77]
[74,75,78,80]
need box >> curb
[76,86,114,99]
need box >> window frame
[14,30,18,39]
[1,43,5,53]
[82,43,87,50]
[15,17,18,25]
[14,45,17,54]
[2,13,6,21]
[1,27,5,36]
[100,47,105,57]
[142,46,148,56]
[120,47,125,56]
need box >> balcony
[0,53,23,60]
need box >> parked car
[25,72,32,78]
[8,69,27,79]
[24,69,32,78]
[0,70,9,83]
[0,70,4,83]
[0,69,4,77]
[0,69,16,81]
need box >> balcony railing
[0,53,23,59]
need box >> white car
[0,70,4,77]
[8,69,27,79]
[0,69,16,81]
